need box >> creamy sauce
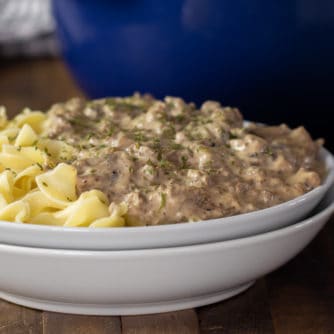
[43,95,324,226]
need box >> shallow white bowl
[0,148,333,250]
[0,185,333,315]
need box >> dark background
[1,0,333,150]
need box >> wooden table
[0,58,333,334]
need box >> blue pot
[52,0,334,145]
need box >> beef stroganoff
[0,95,325,227]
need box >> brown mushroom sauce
[43,94,325,226]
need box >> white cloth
[0,0,57,57]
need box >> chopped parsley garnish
[69,118,91,129]
[44,147,51,156]
[158,159,171,169]
[105,98,117,108]
[8,135,17,141]
[4,167,17,176]
[229,132,238,140]
[174,114,185,123]
[181,156,188,169]
[147,159,155,167]
[170,143,184,150]
[36,163,43,171]
[133,132,148,142]
[159,193,167,210]
[85,133,93,140]
[166,102,175,110]
[162,126,176,139]
[145,167,154,175]
[264,147,274,156]
[106,99,139,112]
[204,161,213,169]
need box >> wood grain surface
[0,58,333,334]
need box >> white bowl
[0,185,333,315]
[0,148,333,250]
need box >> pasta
[0,107,126,227]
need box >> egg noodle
[0,107,127,227]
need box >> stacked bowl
[0,148,334,315]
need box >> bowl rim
[1,147,333,234]
[0,180,333,255]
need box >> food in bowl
[0,95,325,227]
